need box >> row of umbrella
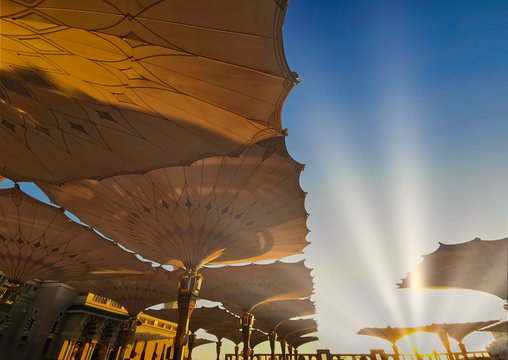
[357,237,507,358]
[358,321,500,358]
[0,1,319,359]
[0,185,317,358]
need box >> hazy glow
[275,1,508,357]
[2,3,508,360]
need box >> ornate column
[172,271,202,360]
[392,345,400,360]
[268,332,277,360]
[294,349,298,360]
[128,339,138,359]
[240,313,254,359]
[84,341,98,360]
[0,282,21,321]
[187,333,196,360]
[234,344,240,360]
[139,340,148,360]
[279,339,287,360]
[99,344,114,360]
[152,342,160,360]
[287,345,293,360]
[57,339,77,360]
[117,317,141,360]
[160,343,167,360]
[215,339,223,360]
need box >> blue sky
[2,1,507,357]
[279,0,507,355]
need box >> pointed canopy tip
[256,137,306,172]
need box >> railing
[225,352,491,360]
[85,293,128,314]
[137,314,177,332]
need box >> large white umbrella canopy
[357,325,433,345]
[276,319,317,340]
[0,0,297,184]
[399,238,508,301]
[41,139,308,269]
[0,186,150,284]
[198,261,314,316]
[251,298,316,333]
[203,320,244,343]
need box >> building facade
[0,277,178,360]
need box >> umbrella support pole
[269,332,277,360]
[392,345,400,360]
[234,345,239,360]
[280,339,287,360]
[187,333,196,360]
[172,271,202,360]
[216,339,222,360]
[241,313,254,360]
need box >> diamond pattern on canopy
[41,139,308,269]
[276,319,317,340]
[357,325,433,345]
[0,186,150,284]
[0,0,297,184]
[198,261,314,315]
[143,306,238,332]
[290,336,318,349]
[251,298,315,333]
[66,268,183,317]
[398,238,508,300]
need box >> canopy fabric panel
[252,298,315,333]
[144,306,238,332]
[275,319,317,339]
[199,261,314,315]
[66,268,183,316]
[0,0,297,184]
[290,336,318,349]
[41,139,308,269]
[286,328,317,343]
[219,328,243,345]
[250,330,269,349]
[357,325,434,345]
[0,186,150,284]
[398,238,508,300]
[203,320,243,342]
